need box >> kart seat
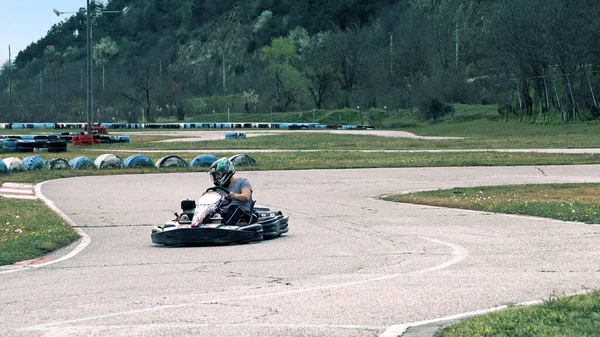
[248,200,257,224]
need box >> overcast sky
[0,0,89,65]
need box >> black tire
[155,155,188,168]
[46,158,71,170]
[47,140,68,153]
[17,140,35,153]
[229,154,257,166]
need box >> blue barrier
[0,122,370,130]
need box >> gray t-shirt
[224,177,253,212]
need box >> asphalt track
[2,165,600,337]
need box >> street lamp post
[86,0,92,135]
[54,2,122,135]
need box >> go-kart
[151,186,289,245]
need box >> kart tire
[2,157,25,172]
[0,160,8,174]
[47,158,71,170]
[69,156,95,169]
[155,155,188,168]
[237,223,264,242]
[22,156,48,171]
[94,154,124,169]
[123,154,154,168]
[189,154,218,167]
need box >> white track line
[381,289,593,337]
[0,183,91,275]
[17,236,469,332]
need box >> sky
[0,0,89,65]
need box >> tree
[259,37,307,112]
[324,25,368,108]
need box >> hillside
[0,0,599,125]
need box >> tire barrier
[0,160,8,174]
[22,156,48,171]
[229,154,257,166]
[46,158,71,170]
[84,125,107,134]
[154,155,188,168]
[2,138,19,152]
[0,122,374,130]
[33,139,48,152]
[0,152,255,173]
[189,154,218,167]
[72,135,94,146]
[47,140,68,153]
[225,132,246,139]
[17,140,35,153]
[69,156,95,169]
[2,157,25,172]
[123,154,154,168]
[94,154,124,169]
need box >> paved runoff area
[1,165,600,337]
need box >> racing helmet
[209,157,235,187]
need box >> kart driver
[208,157,254,226]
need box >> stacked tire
[33,136,48,153]
[17,140,35,153]
[47,140,68,153]
[2,138,19,152]
[72,135,94,146]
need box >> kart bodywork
[151,186,288,245]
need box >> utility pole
[222,51,226,95]
[389,32,393,76]
[86,0,93,133]
[455,25,459,69]
[8,45,12,111]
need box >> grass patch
[438,290,600,337]
[0,197,79,266]
[382,183,600,224]
[384,184,600,336]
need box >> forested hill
[2,0,600,124]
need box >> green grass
[3,110,600,335]
[438,290,600,337]
[0,197,79,266]
[383,184,600,336]
[383,183,600,224]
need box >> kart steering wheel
[206,186,231,198]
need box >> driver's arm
[229,188,251,202]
